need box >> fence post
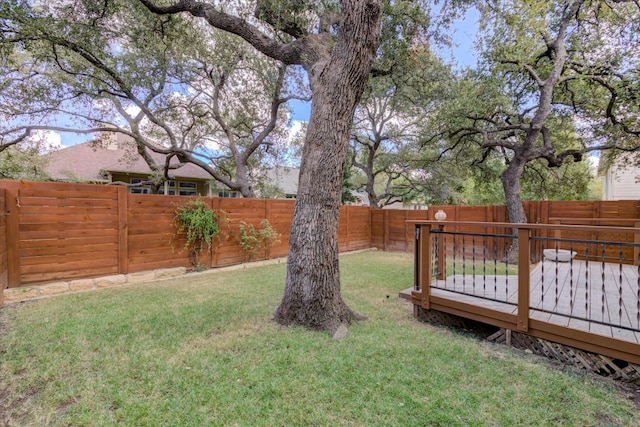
[368,206,373,248]
[383,210,389,251]
[345,206,351,252]
[265,199,272,260]
[6,188,20,288]
[117,187,129,275]
[210,197,221,268]
[404,210,409,253]
[0,189,4,302]
[517,226,530,332]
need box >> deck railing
[410,221,640,365]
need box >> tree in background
[437,0,639,231]
[0,1,300,197]
[350,5,453,207]
[0,143,50,180]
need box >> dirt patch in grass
[610,380,640,411]
[0,304,35,425]
[0,383,42,426]
[56,397,76,416]
[0,304,14,336]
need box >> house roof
[264,167,299,195]
[46,136,213,182]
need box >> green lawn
[439,259,519,277]
[0,251,637,426]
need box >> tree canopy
[350,45,453,207]
[435,0,640,223]
[0,0,303,195]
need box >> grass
[438,259,519,277]
[0,251,637,426]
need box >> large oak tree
[351,47,452,207]
[138,0,383,334]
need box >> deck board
[428,260,639,344]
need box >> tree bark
[274,0,382,334]
[364,145,379,207]
[501,158,527,263]
[501,159,527,225]
[490,1,582,263]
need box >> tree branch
[138,0,304,65]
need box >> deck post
[413,224,432,310]
[517,226,530,332]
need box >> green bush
[238,219,281,261]
[174,200,226,267]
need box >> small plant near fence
[173,200,227,269]
[238,219,281,261]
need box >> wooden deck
[405,220,640,367]
[418,260,640,345]
[402,259,640,361]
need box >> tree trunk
[235,161,256,198]
[501,159,527,263]
[274,0,382,334]
[365,164,379,207]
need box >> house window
[130,178,152,194]
[218,190,240,198]
[130,187,151,194]
[178,181,198,196]
[159,180,177,195]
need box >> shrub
[174,200,226,268]
[238,219,281,261]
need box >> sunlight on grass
[0,251,637,426]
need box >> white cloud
[125,105,141,117]
[285,120,306,147]
[31,130,64,153]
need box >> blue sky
[438,8,479,70]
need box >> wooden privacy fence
[371,201,640,262]
[0,180,638,291]
[0,180,372,288]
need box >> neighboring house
[260,167,368,205]
[46,133,214,196]
[262,167,299,199]
[602,155,640,200]
[381,201,428,210]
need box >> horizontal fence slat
[20,243,118,258]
